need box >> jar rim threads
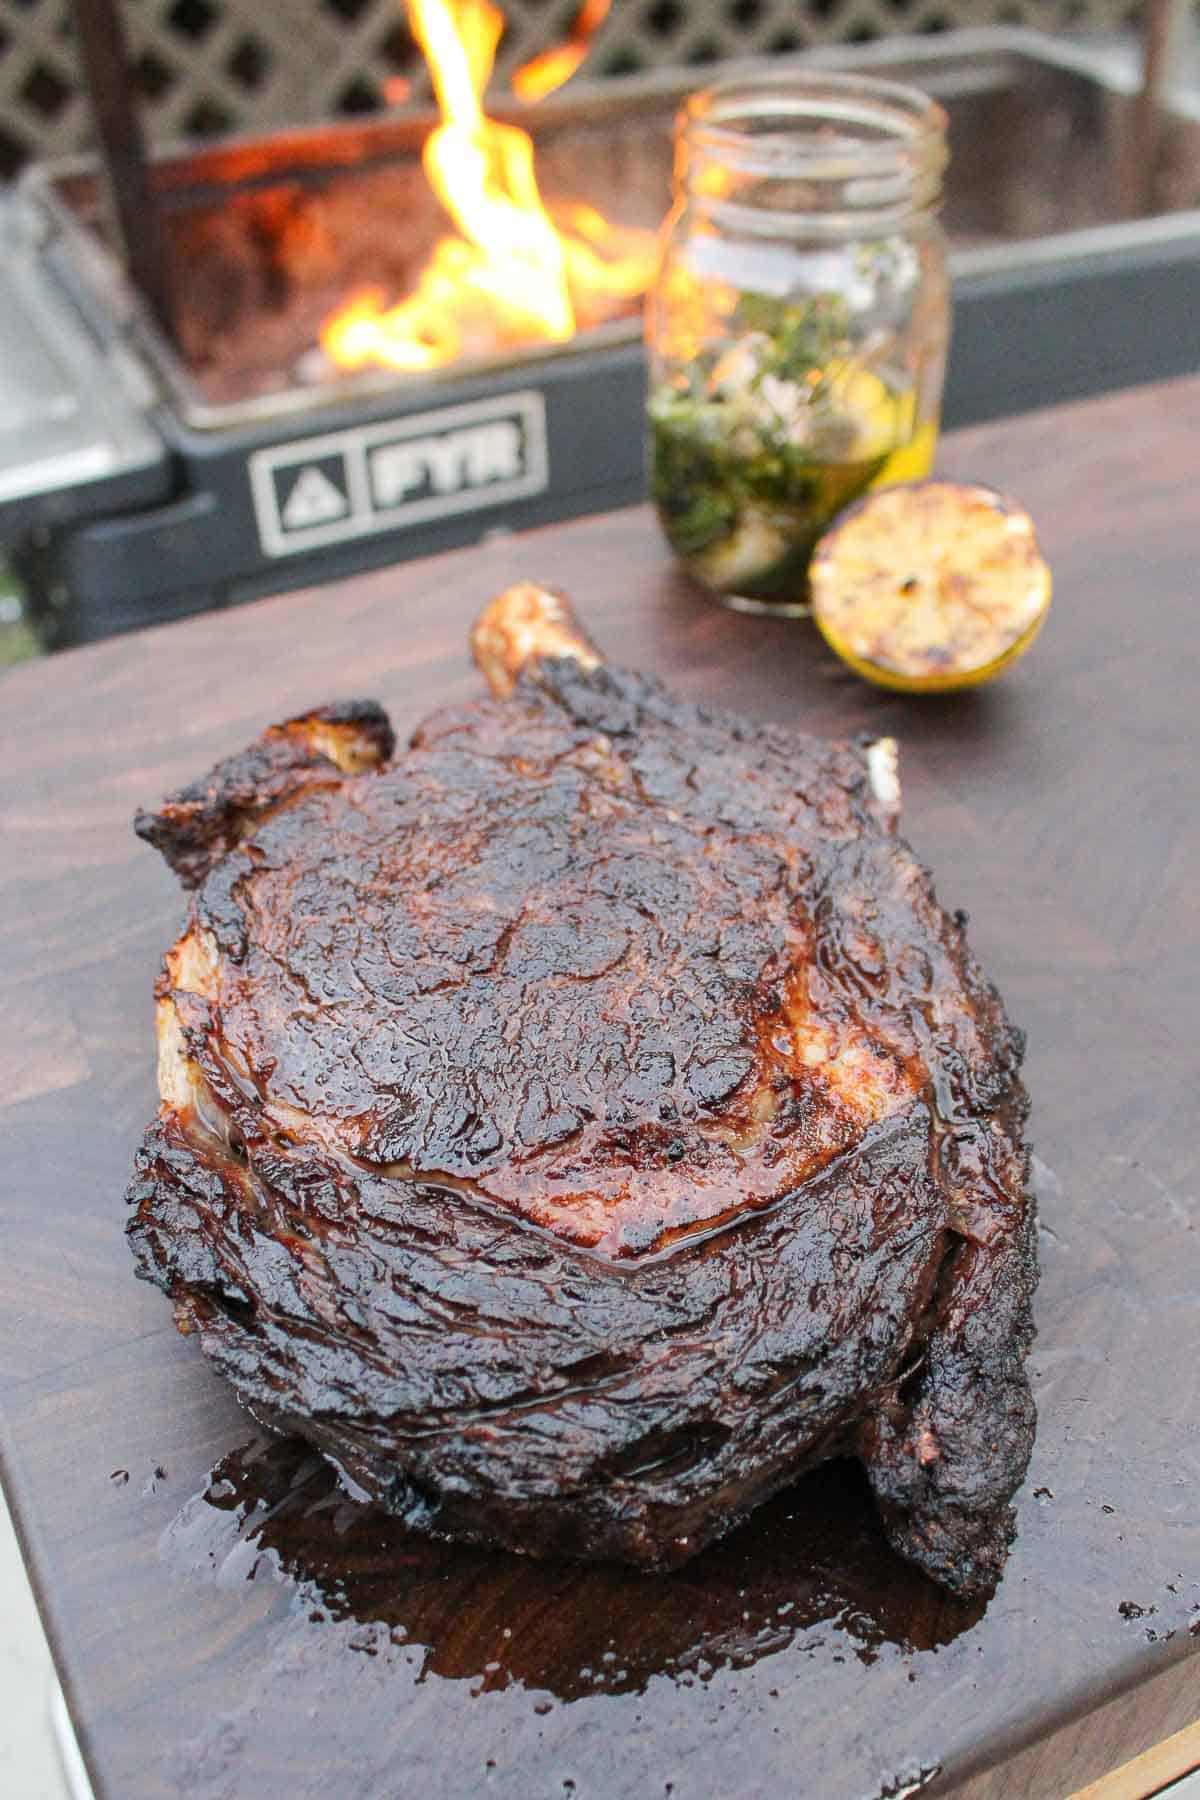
[679,71,948,230]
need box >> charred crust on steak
[134,700,394,889]
[127,589,1037,1594]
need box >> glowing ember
[321,0,655,374]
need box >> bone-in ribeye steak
[127,585,1036,1594]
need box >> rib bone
[472,583,603,697]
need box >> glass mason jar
[647,71,950,614]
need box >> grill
[4,26,1200,648]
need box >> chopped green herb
[649,290,922,605]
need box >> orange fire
[321,0,654,374]
[512,0,612,103]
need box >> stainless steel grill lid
[0,192,168,535]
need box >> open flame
[512,0,612,103]
[321,0,655,374]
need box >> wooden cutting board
[1,377,1198,1800]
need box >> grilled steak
[127,585,1036,1594]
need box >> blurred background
[0,0,1193,172]
[2,0,1199,670]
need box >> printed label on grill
[249,391,549,557]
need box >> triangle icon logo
[281,464,349,530]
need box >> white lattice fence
[0,0,1146,175]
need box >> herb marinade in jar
[647,72,950,613]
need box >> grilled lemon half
[810,480,1051,693]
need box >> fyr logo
[370,419,525,510]
[250,392,548,558]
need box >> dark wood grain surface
[1,376,1198,1800]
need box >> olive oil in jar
[647,74,949,615]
